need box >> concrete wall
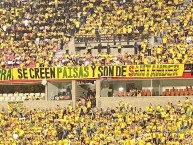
[47,82,59,100]
[23,100,72,110]
[75,84,88,100]
[76,41,136,56]
[1,96,192,112]
[95,80,101,107]
[75,82,96,100]
[80,48,134,56]
[152,80,160,95]
[1,100,73,112]
[99,96,192,110]
[47,82,72,100]
[68,38,76,55]
[0,101,8,112]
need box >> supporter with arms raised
[0,98,192,144]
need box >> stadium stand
[0,0,192,67]
[0,0,92,68]
[0,98,192,144]
[75,0,193,67]
[0,0,193,144]
[75,0,188,56]
[162,87,193,96]
[76,0,180,39]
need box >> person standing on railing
[87,43,92,54]
[147,42,152,56]
[60,39,64,50]
[108,84,113,97]
[65,44,69,54]
[95,26,101,42]
[98,43,102,54]
[134,40,139,54]
[107,43,111,54]
[117,43,122,53]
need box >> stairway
[54,37,76,58]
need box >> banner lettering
[10,64,184,80]
[0,69,12,80]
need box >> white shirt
[43,129,48,136]
[35,37,40,45]
[186,36,192,43]
[2,25,6,31]
[24,19,29,26]
[84,61,90,66]
[16,56,21,61]
[77,12,81,18]
[26,14,30,19]
[60,88,66,93]
[13,133,19,140]
[8,60,13,65]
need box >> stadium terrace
[0,0,193,144]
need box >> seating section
[55,52,147,66]
[1,87,193,101]
[76,0,181,40]
[75,0,193,65]
[141,89,152,96]
[115,89,152,97]
[0,98,191,144]
[0,0,91,68]
[0,93,44,101]
[162,88,193,96]
[0,0,193,101]
[0,0,192,67]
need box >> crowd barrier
[0,96,191,112]
[99,96,191,110]
[0,100,72,112]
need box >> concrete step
[78,47,135,56]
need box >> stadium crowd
[0,0,193,144]
[0,0,193,68]
[77,0,181,39]
[0,0,91,68]
[76,0,193,65]
[0,98,192,144]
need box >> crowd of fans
[54,52,150,67]
[76,0,193,65]
[1,0,193,144]
[77,0,180,39]
[59,0,193,66]
[0,0,91,68]
[0,0,193,68]
[0,98,192,144]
